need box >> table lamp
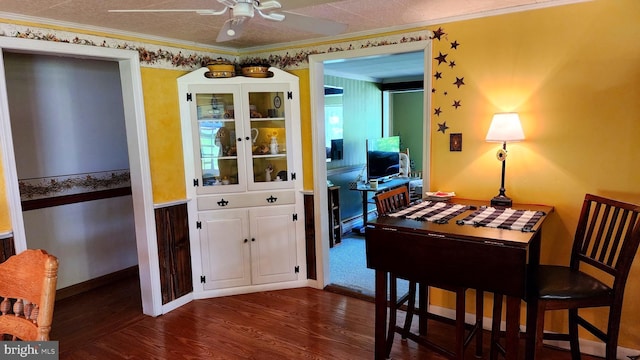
[485,112,524,207]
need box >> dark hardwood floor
[51,274,601,359]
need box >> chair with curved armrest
[374,187,483,359]
[491,193,640,360]
[0,249,59,341]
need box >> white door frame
[308,41,433,288]
[0,37,162,316]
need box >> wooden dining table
[365,198,553,360]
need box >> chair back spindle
[572,194,640,286]
[374,186,410,216]
[0,249,58,341]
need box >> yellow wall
[140,67,190,204]
[428,0,640,346]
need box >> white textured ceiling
[324,51,426,83]
[0,0,581,50]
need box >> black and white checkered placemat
[387,201,470,224]
[456,207,545,232]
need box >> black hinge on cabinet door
[287,91,293,100]
[295,266,300,273]
[196,221,202,229]
[186,93,193,102]
[292,213,298,221]
[200,276,206,283]
[193,179,199,187]
[290,172,296,180]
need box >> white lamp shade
[485,113,525,142]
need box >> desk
[352,177,412,228]
[365,199,553,360]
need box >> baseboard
[324,283,375,303]
[427,304,640,358]
[56,265,139,301]
[544,334,639,359]
[341,210,377,235]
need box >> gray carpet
[329,234,409,298]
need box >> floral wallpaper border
[0,20,433,71]
[244,31,432,71]
[19,170,131,200]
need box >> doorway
[4,51,138,292]
[309,41,433,290]
[0,37,160,316]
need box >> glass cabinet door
[191,86,245,194]
[243,84,292,190]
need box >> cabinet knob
[244,239,248,243]
[251,238,255,242]
[237,137,242,142]
[245,136,250,141]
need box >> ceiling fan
[109,0,348,43]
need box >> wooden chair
[0,249,59,341]
[491,194,640,360]
[374,186,410,216]
[374,187,483,359]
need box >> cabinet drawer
[197,191,295,210]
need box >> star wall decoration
[438,121,449,133]
[430,27,467,137]
[435,52,448,65]
[432,27,445,41]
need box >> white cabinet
[249,206,297,285]
[198,206,297,290]
[199,209,251,289]
[178,67,305,296]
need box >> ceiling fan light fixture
[232,2,255,19]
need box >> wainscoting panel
[303,193,317,280]
[0,234,15,263]
[155,203,193,304]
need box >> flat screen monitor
[366,136,400,181]
[330,139,343,160]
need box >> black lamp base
[490,195,512,208]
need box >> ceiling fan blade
[217,0,238,8]
[255,1,282,12]
[257,9,285,21]
[216,18,248,42]
[108,8,228,16]
[280,11,347,36]
[279,0,342,11]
